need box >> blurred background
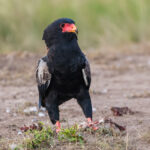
[1,1,150,149]
[0,0,150,52]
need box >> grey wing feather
[82,57,91,88]
[36,57,51,108]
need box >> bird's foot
[87,118,99,131]
[56,121,61,133]
[56,128,61,133]
[87,117,92,124]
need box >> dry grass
[141,130,150,144]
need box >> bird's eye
[60,23,65,28]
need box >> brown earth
[0,51,150,149]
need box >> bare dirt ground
[0,50,150,150]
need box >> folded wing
[36,56,51,108]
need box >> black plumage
[36,18,92,125]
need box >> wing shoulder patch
[82,69,88,86]
[36,59,51,86]
[82,58,91,87]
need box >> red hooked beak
[60,23,78,34]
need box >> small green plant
[23,123,54,149]
[58,125,84,143]
[14,123,127,149]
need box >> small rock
[38,112,45,117]
[40,107,46,112]
[6,108,10,113]
[9,144,18,150]
[24,106,37,113]
[29,106,38,112]
[18,131,22,135]
[92,107,96,112]
[102,89,108,94]
[32,118,38,122]
[99,118,104,123]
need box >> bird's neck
[51,38,80,54]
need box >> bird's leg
[56,121,61,133]
[77,89,98,130]
[47,107,61,133]
[45,91,61,133]
[77,89,92,121]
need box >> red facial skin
[60,23,77,33]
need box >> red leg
[87,117,92,126]
[56,121,61,133]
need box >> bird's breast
[52,70,83,94]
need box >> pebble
[38,112,45,117]
[17,131,22,135]
[92,107,96,112]
[102,89,108,94]
[99,118,104,123]
[32,118,38,122]
[6,108,10,113]
[40,107,46,112]
[9,144,18,150]
[23,106,37,113]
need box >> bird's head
[42,18,78,48]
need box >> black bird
[36,18,93,132]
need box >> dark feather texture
[36,18,92,124]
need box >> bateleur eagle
[36,18,93,132]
